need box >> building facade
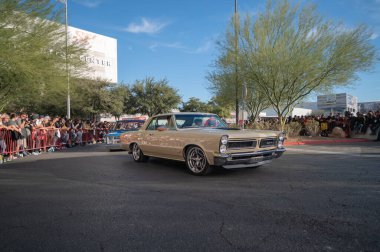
[317,93,358,114]
[69,26,117,83]
[358,101,380,113]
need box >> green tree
[208,15,242,125]
[243,84,270,122]
[130,77,181,117]
[239,0,376,129]
[180,97,210,112]
[71,78,115,120]
[109,84,132,120]
[0,0,88,112]
[209,0,376,130]
[207,97,232,119]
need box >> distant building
[69,26,118,83]
[259,107,312,117]
[295,101,318,111]
[358,101,380,113]
[317,93,357,114]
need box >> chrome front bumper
[214,148,286,169]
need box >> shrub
[305,119,320,136]
[284,122,302,138]
[250,121,281,131]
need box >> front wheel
[132,143,149,162]
[185,146,213,175]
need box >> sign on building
[69,26,117,83]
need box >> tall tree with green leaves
[243,84,270,122]
[0,0,88,112]
[180,97,210,112]
[109,84,132,120]
[71,78,116,120]
[239,0,376,129]
[209,0,376,130]
[130,77,181,117]
[208,15,242,125]
[207,97,232,119]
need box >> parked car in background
[120,113,285,175]
[105,119,145,144]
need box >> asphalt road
[0,143,379,252]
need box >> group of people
[241,110,380,140]
[286,110,380,139]
[0,113,112,163]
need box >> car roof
[152,112,217,117]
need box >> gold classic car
[120,112,285,175]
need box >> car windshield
[175,114,228,129]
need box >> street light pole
[234,0,239,127]
[64,0,71,119]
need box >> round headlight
[221,135,228,145]
[278,136,284,148]
[220,144,227,153]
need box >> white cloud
[370,33,378,40]
[147,37,215,54]
[72,0,102,8]
[149,42,185,52]
[187,40,213,54]
[124,18,169,34]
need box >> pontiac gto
[120,112,285,175]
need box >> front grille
[259,138,277,148]
[227,140,257,149]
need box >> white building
[69,26,118,83]
[260,107,312,117]
[317,93,358,114]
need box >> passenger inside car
[193,118,203,127]
[204,117,217,127]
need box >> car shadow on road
[143,156,260,177]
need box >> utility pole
[234,0,239,126]
[64,0,71,119]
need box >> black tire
[185,146,213,175]
[132,143,149,162]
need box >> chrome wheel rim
[132,144,141,160]
[187,147,207,173]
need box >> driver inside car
[193,118,203,127]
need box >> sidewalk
[285,136,372,146]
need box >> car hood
[179,128,280,138]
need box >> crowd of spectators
[285,110,380,138]
[0,112,112,163]
[242,110,380,140]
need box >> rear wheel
[185,146,213,175]
[132,143,149,162]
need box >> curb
[285,138,370,146]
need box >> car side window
[146,118,157,131]
[156,116,176,130]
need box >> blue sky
[67,0,380,103]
